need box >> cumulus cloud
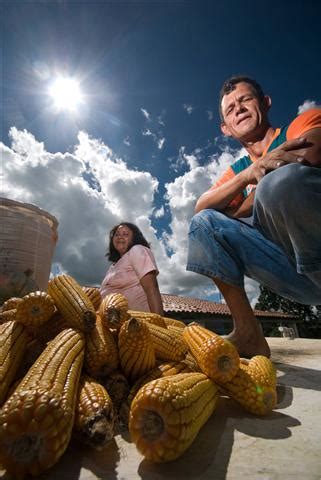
[1,126,259,302]
[1,128,159,287]
[297,100,320,114]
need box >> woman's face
[112,225,134,257]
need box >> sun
[48,76,84,112]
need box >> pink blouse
[100,245,159,312]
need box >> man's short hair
[219,75,265,121]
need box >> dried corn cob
[0,328,85,478]
[15,291,55,328]
[120,361,193,428]
[129,372,219,462]
[74,374,115,449]
[84,314,119,377]
[99,293,129,330]
[102,371,130,434]
[1,297,23,312]
[219,356,277,415]
[167,325,188,350]
[183,351,202,372]
[102,371,130,411]
[167,324,186,336]
[183,323,239,383]
[0,321,29,406]
[147,323,188,362]
[82,286,102,310]
[0,308,16,325]
[163,317,186,329]
[48,274,96,332]
[118,317,156,383]
[128,310,167,328]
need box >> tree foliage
[255,285,321,338]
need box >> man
[186,76,321,358]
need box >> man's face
[220,82,270,142]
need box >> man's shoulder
[286,108,321,140]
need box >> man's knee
[255,163,307,207]
[189,209,227,233]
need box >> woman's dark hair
[107,222,150,262]
[219,75,266,121]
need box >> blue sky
[1,0,321,302]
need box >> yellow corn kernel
[147,323,188,362]
[0,328,85,477]
[84,314,119,377]
[120,361,193,428]
[219,356,277,415]
[183,323,239,383]
[128,310,167,328]
[0,309,16,325]
[15,291,55,328]
[99,293,129,330]
[48,274,96,332]
[82,286,102,310]
[1,297,23,312]
[129,372,219,462]
[118,317,156,383]
[74,374,115,449]
[0,321,29,406]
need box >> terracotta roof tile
[161,293,297,319]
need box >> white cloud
[183,103,194,115]
[157,137,165,150]
[142,128,165,151]
[123,136,130,146]
[1,126,262,303]
[169,146,204,172]
[297,100,320,114]
[154,206,164,218]
[207,110,214,120]
[1,128,159,288]
[140,108,151,121]
[142,128,153,137]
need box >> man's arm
[296,128,321,167]
[224,191,256,218]
[194,173,249,213]
[195,136,314,217]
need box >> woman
[100,223,164,315]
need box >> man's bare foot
[224,331,271,359]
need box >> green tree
[255,285,321,339]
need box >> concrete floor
[1,337,320,480]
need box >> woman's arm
[139,271,164,315]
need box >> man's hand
[225,191,255,218]
[243,137,310,183]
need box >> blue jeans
[186,164,321,304]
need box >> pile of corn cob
[0,274,277,477]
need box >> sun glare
[49,77,84,112]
